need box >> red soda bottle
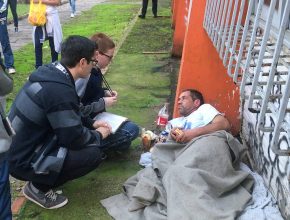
[156,103,169,133]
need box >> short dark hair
[182,89,204,105]
[60,35,97,68]
[90,33,115,54]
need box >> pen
[101,74,114,96]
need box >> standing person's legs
[152,0,158,17]
[69,0,76,16]
[34,27,44,69]
[8,0,18,31]
[141,0,149,17]
[48,37,58,63]
[0,12,15,72]
[100,121,139,151]
[0,160,12,220]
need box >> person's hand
[96,126,111,139]
[93,120,112,130]
[170,127,194,143]
[104,96,117,108]
[105,90,118,97]
[170,127,183,142]
[171,128,199,143]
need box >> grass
[13,0,177,219]
[6,3,141,109]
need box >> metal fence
[203,0,290,156]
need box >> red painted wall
[173,0,240,135]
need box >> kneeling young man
[8,36,112,209]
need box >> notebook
[94,112,128,134]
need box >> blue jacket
[8,63,101,183]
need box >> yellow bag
[28,0,47,26]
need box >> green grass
[15,0,177,219]
[6,3,140,109]
[20,161,141,220]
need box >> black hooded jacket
[8,63,101,172]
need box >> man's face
[177,91,199,116]
[96,48,114,69]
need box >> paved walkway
[7,0,107,51]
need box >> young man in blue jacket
[8,36,112,209]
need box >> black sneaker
[153,14,158,18]
[23,182,68,209]
[138,14,145,19]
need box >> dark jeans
[34,26,58,69]
[8,0,18,27]
[0,11,14,69]
[17,122,139,192]
[33,145,104,192]
[141,0,158,16]
[0,160,12,220]
[100,121,139,151]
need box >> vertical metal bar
[219,0,234,59]
[203,0,211,28]
[208,0,219,36]
[233,0,255,83]
[216,0,229,51]
[227,0,247,78]
[223,0,240,66]
[205,0,214,33]
[239,0,264,98]
[209,0,222,41]
[257,0,290,131]
[247,0,277,110]
[271,74,290,155]
[213,0,225,47]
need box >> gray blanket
[101,131,254,220]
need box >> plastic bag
[28,0,47,26]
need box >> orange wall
[171,0,189,57]
[174,0,240,135]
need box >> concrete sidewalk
[7,0,107,52]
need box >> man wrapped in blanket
[139,89,230,167]
[167,89,230,143]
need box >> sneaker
[138,14,145,19]
[23,182,68,209]
[70,13,75,18]
[153,14,158,18]
[15,27,18,32]
[8,68,16,74]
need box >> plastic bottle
[155,103,169,134]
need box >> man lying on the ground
[139,89,231,167]
[8,36,113,210]
[101,89,253,220]
[168,89,230,143]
